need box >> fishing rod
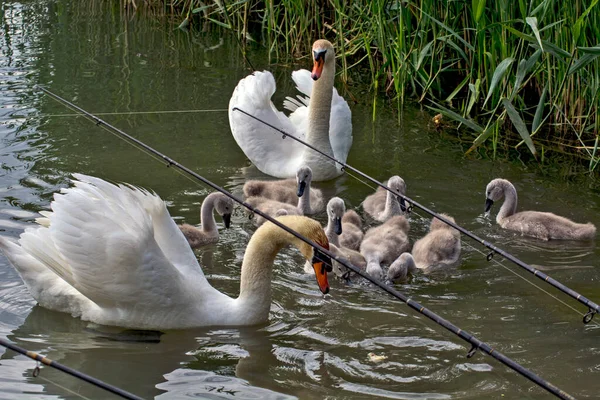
[38,86,575,400]
[0,337,144,400]
[232,107,599,324]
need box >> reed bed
[125,0,600,170]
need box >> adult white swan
[0,174,331,329]
[228,39,352,181]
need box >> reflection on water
[1,0,600,399]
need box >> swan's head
[311,39,335,80]
[326,197,345,235]
[214,193,234,228]
[388,175,407,211]
[485,178,509,213]
[387,253,416,283]
[275,215,331,294]
[430,213,456,231]
[296,166,313,197]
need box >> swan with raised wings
[0,174,331,329]
[229,39,352,181]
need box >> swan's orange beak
[311,49,326,80]
[313,261,329,294]
[312,249,331,294]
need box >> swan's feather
[229,71,305,178]
[19,175,205,310]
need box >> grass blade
[532,86,548,134]
[483,57,514,107]
[568,53,600,75]
[579,45,600,55]
[526,17,544,51]
[502,98,536,155]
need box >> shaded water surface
[1,1,599,399]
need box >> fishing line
[0,338,143,400]
[232,107,600,324]
[36,86,576,400]
[41,109,227,117]
[38,376,95,400]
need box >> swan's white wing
[19,175,204,309]
[73,174,204,279]
[229,71,304,178]
[285,69,353,163]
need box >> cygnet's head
[388,175,407,211]
[387,253,416,283]
[326,197,345,235]
[274,209,289,217]
[430,213,456,231]
[296,166,313,197]
[484,178,510,213]
[214,193,234,228]
[366,261,384,281]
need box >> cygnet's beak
[297,180,306,197]
[222,213,231,229]
[399,196,407,212]
[334,217,342,235]
[312,249,331,294]
[484,198,494,213]
[311,49,326,80]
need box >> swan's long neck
[497,181,518,223]
[383,191,402,219]
[297,183,312,214]
[200,193,218,233]
[304,59,335,163]
[325,219,340,247]
[235,224,287,323]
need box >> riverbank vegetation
[125,0,600,171]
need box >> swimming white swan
[485,178,596,241]
[411,214,461,270]
[243,166,324,211]
[229,39,352,181]
[362,176,407,222]
[178,192,233,249]
[0,174,331,329]
[360,216,411,280]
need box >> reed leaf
[483,57,514,107]
[503,98,536,155]
[579,45,600,55]
[568,53,600,75]
[532,86,548,134]
[526,17,543,52]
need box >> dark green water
[1,1,599,399]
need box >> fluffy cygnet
[362,175,407,222]
[485,178,596,241]
[179,192,233,248]
[360,215,411,280]
[243,166,324,214]
[411,213,461,270]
